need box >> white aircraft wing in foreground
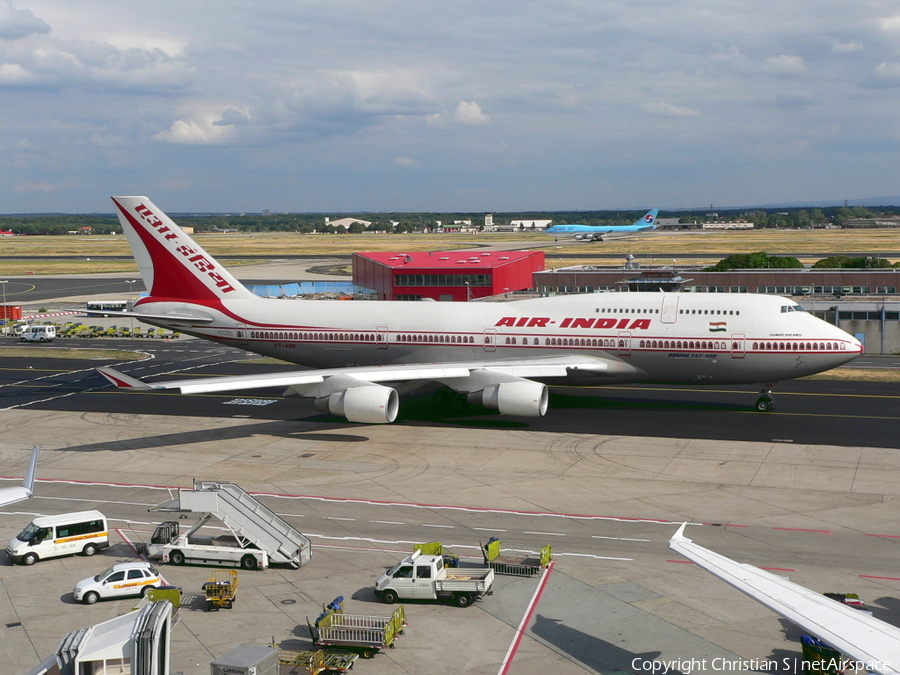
[669,523,900,675]
[0,446,39,508]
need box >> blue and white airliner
[545,209,659,241]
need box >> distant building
[328,217,373,231]
[846,217,900,228]
[76,226,93,235]
[510,219,552,230]
[701,220,754,230]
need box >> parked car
[73,562,163,604]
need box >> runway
[1,338,900,674]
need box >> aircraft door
[661,295,679,324]
[617,331,632,357]
[731,333,745,359]
[483,328,497,352]
[376,326,389,349]
[236,323,248,346]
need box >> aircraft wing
[669,524,900,675]
[97,354,610,395]
[0,446,39,508]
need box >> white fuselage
[136,292,861,387]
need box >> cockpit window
[781,305,806,313]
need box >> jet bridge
[155,480,312,568]
[27,600,174,675]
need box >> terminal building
[533,265,900,354]
[352,250,544,301]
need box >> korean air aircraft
[96,196,861,423]
[545,208,659,241]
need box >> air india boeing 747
[96,196,862,423]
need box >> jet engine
[314,385,399,423]
[467,381,548,417]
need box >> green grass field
[2,227,898,274]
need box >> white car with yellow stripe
[74,562,163,604]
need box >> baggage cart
[203,569,238,611]
[273,646,358,674]
[307,596,406,659]
[481,538,552,576]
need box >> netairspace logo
[631,657,892,674]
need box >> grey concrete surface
[1,406,899,674]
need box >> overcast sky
[2,1,900,214]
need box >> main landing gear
[755,385,776,412]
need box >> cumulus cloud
[832,41,863,53]
[154,106,251,145]
[0,61,31,84]
[304,69,434,116]
[453,100,490,125]
[874,62,900,81]
[0,2,49,41]
[640,102,701,118]
[763,55,807,75]
[878,15,900,32]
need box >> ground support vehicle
[203,570,238,611]
[73,561,164,604]
[142,480,311,569]
[481,538,552,576]
[139,519,269,570]
[19,324,55,342]
[413,541,459,567]
[6,510,109,565]
[375,550,494,607]
[273,647,358,674]
[307,597,406,659]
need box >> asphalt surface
[1,338,899,675]
[1,338,897,448]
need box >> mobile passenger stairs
[150,480,312,569]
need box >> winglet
[670,522,690,544]
[0,446,40,507]
[96,366,153,389]
[22,445,39,495]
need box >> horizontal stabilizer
[96,366,153,389]
[80,309,214,323]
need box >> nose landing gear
[755,385,775,412]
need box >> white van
[6,510,109,565]
[19,325,56,342]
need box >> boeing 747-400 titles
[96,196,861,423]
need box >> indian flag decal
[709,322,727,332]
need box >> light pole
[0,280,7,336]
[126,279,136,337]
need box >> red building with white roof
[352,250,545,301]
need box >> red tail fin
[112,196,254,302]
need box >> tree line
[0,205,897,235]
[706,252,899,270]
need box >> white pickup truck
[374,550,494,607]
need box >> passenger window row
[753,341,845,351]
